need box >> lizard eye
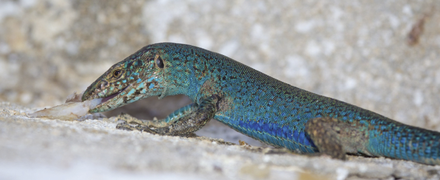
[112,69,123,78]
[156,56,164,68]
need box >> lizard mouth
[81,83,133,113]
[98,86,129,105]
[85,85,131,113]
[100,92,120,104]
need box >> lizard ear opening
[156,55,164,68]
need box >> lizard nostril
[100,81,108,88]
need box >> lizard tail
[367,122,440,165]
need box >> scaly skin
[82,42,440,165]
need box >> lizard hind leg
[304,117,370,160]
[116,94,220,136]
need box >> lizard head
[81,46,167,113]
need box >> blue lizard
[82,43,440,165]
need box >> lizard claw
[115,121,138,131]
[115,113,156,133]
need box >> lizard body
[82,43,440,165]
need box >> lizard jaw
[100,92,119,104]
[100,86,128,104]
[86,85,132,112]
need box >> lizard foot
[115,113,154,132]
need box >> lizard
[81,42,440,165]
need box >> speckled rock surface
[1,0,440,179]
[2,103,440,180]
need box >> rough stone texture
[2,103,440,180]
[1,0,440,179]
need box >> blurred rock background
[1,0,440,179]
[1,0,439,129]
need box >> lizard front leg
[116,94,220,136]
